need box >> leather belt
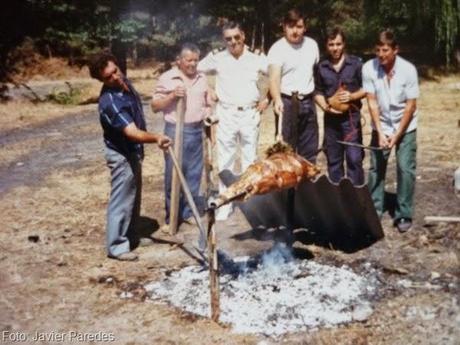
[281,92,313,101]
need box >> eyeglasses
[224,34,242,42]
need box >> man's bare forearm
[395,99,417,137]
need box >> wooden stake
[424,216,460,223]
[207,209,220,322]
[169,97,185,235]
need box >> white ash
[146,245,377,336]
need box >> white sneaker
[215,204,233,221]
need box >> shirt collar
[224,45,248,60]
[322,54,352,71]
[170,66,203,84]
[378,55,399,76]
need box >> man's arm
[257,61,271,113]
[340,59,367,103]
[314,93,331,112]
[388,99,417,148]
[339,88,366,103]
[123,123,171,150]
[269,64,283,115]
[150,74,185,112]
[367,93,390,148]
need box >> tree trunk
[110,1,128,76]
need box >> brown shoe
[182,216,195,225]
[113,252,138,261]
[159,224,171,234]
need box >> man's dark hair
[89,52,118,81]
[377,29,398,49]
[326,27,346,43]
[222,21,244,34]
[283,8,305,26]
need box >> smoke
[261,242,294,267]
[216,241,294,279]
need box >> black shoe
[395,218,412,233]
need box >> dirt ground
[0,70,459,345]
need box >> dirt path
[0,76,459,345]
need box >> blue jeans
[368,130,417,220]
[105,148,142,257]
[164,121,203,224]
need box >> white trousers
[216,103,260,195]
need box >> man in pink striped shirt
[152,43,210,228]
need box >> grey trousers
[105,147,142,257]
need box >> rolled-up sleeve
[314,64,326,95]
[152,74,172,101]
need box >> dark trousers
[324,112,364,185]
[281,96,319,163]
[164,121,203,224]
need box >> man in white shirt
[268,8,320,163]
[362,29,419,233]
[198,21,269,220]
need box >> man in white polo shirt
[268,8,319,163]
[198,21,269,220]
[363,29,419,233]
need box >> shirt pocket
[393,81,407,104]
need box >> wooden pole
[207,209,220,322]
[169,97,185,235]
[424,216,460,223]
[167,146,207,250]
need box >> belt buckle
[297,94,305,101]
[237,106,244,111]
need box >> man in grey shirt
[362,29,419,232]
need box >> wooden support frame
[207,208,220,322]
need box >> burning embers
[146,245,377,336]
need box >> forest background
[0,0,459,83]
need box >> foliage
[46,82,81,105]
[0,0,459,81]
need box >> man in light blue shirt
[362,29,419,232]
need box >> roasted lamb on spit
[211,142,321,209]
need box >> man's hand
[327,105,344,115]
[337,90,352,103]
[388,132,403,149]
[273,98,284,116]
[172,85,186,98]
[156,134,172,151]
[377,132,391,149]
[256,99,270,113]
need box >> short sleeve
[100,94,134,131]
[267,43,283,67]
[197,52,218,73]
[362,62,375,94]
[405,65,419,99]
[258,54,269,74]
